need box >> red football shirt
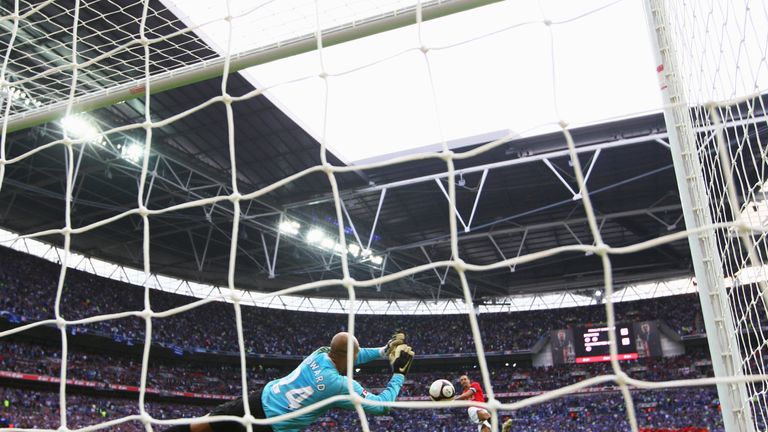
[469,381,485,403]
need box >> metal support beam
[367,188,387,250]
[645,210,681,231]
[487,229,529,274]
[466,169,489,232]
[434,178,468,229]
[420,246,451,286]
[543,150,600,201]
[260,230,281,279]
[373,254,388,293]
[188,226,213,272]
[487,235,510,272]
[543,158,580,199]
[143,156,161,207]
[340,200,364,250]
[582,149,601,188]
[283,112,768,214]
[433,169,489,232]
[562,222,585,245]
[388,203,682,252]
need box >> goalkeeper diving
[165,331,413,432]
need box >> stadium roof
[1,0,766,304]
[162,0,660,164]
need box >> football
[429,379,455,401]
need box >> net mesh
[0,0,767,432]
[657,0,768,429]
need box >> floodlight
[121,142,144,164]
[320,238,336,250]
[278,220,300,236]
[61,114,104,145]
[306,228,325,243]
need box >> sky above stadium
[160,0,690,164]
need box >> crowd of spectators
[1,386,724,431]
[0,337,715,398]
[0,246,733,431]
[305,388,724,431]
[0,387,207,430]
[0,246,706,357]
[0,340,268,395]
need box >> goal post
[643,0,768,430]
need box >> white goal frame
[644,0,763,431]
[3,0,502,134]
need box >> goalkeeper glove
[390,344,415,376]
[384,331,406,359]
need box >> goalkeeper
[165,331,413,432]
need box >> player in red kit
[455,375,512,432]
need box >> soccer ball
[429,379,455,401]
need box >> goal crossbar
[4,0,501,135]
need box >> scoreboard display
[573,325,638,363]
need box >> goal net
[0,1,767,432]
[646,0,768,430]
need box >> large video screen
[573,325,637,363]
[551,321,663,364]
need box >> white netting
[0,0,218,118]
[1,1,768,432]
[655,0,768,430]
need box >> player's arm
[355,347,386,365]
[335,343,414,415]
[333,374,405,415]
[454,387,477,401]
[355,331,406,365]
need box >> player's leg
[165,391,272,432]
[467,407,492,432]
[467,407,488,431]
[501,418,513,432]
[209,391,273,432]
[476,408,491,422]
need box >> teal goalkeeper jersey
[261,346,405,431]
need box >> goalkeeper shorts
[209,389,273,432]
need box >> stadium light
[347,244,361,258]
[303,227,381,265]
[320,238,336,250]
[61,114,105,145]
[120,142,144,164]
[306,228,325,243]
[278,220,300,236]
[333,243,346,254]
[1,84,43,108]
